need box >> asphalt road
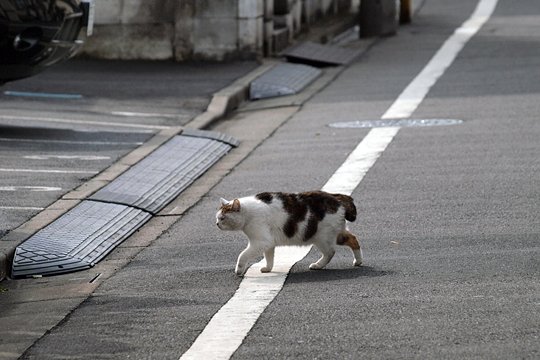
[3,0,540,359]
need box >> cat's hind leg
[260,247,275,273]
[337,230,363,266]
[309,240,335,270]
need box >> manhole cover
[328,118,463,128]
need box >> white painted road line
[23,155,110,161]
[0,168,98,175]
[381,0,498,120]
[179,1,499,359]
[0,206,45,211]
[0,186,62,192]
[0,137,143,146]
[0,115,169,131]
[111,111,180,119]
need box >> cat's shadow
[286,265,392,284]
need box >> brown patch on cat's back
[332,193,357,222]
[276,192,308,238]
[299,191,339,241]
[256,192,274,204]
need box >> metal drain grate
[282,41,362,66]
[328,118,464,128]
[90,133,235,214]
[12,201,151,278]
[249,63,321,100]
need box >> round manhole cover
[328,118,463,128]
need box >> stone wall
[81,0,356,61]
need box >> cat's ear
[220,197,229,207]
[232,199,241,212]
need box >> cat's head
[216,198,244,231]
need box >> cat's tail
[332,194,357,222]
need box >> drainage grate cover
[282,41,362,66]
[90,133,235,214]
[249,63,321,100]
[328,118,464,128]
[12,201,151,278]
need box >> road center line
[179,1,498,359]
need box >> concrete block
[263,20,274,56]
[81,24,174,60]
[94,0,121,25]
[195,0,238,19]
[239,17,263,54]
[359,0,399,37]
[274,13,294,41]
[291,0,302,33]
[275,0,296,15]
[321,0,333,15]
[239,0,264,18]
[121,0,175,24]
[301,0,313,25]
[264,0,274,20]
[192,17,238,60]
[272,27,289,53]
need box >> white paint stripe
[111,111,180,119]
[0,186,62,192]
[0,168,98,175]
[322,127,400,195]
[382,0,498,119]
[179,1,498,359]
[0,206,45,211]
[0,115,170,130]
[0,137,143,146]
[23,155,110,161]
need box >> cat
[216,190,363,276]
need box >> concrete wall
[81,0,355,61]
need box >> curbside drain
[12,129,238,277]
[328,118,464,128]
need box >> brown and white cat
[216,191,363,276]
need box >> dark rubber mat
[12,129,238,277]
[12,201,151,278]
[282,41,362,66]
[90,133,235,214]
[249,63,321,100]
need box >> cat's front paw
[309,263,323,270]
[235,264,247,277]
[353,259,363,267]
[260,266,272,273]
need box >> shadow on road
[287,265,393,284]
